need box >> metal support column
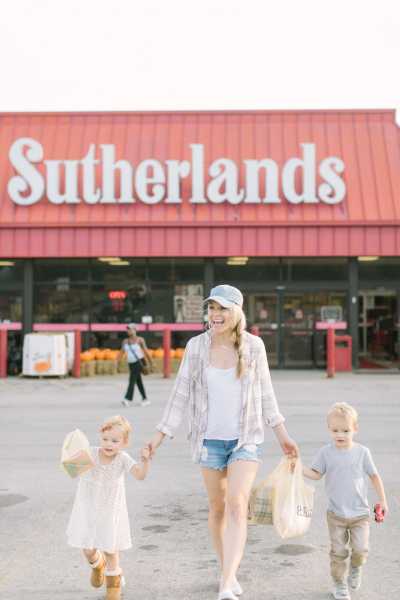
[348,258,359,368]
[204,258,214,296]
[23,260,34,336]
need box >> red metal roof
[0,110,399,257]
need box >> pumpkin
[34,360,51,373]
[153,348,164,358]
[80,351,93,362]
[174,348,185,359]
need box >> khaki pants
[327,511,370,583]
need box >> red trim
[315,322,347,330]
[4,322,203,331]
[0,323,22,331]
[0,109,394,117]
[0,322,203,379]
[73,331,81,378]
[1,221,399,229]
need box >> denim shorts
[199,439,262,470]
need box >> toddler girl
[66,415,150,600]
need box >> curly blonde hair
[100,415,132,442]
[231,305,247,378]
[327,402,358,426]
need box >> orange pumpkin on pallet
[34,360,51,373]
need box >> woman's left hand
[280,437,299,459]
[141,445,151,461]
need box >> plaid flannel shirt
[156,330,285,463]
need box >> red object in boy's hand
[374,503,385,523]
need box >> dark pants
[124,362,146,402]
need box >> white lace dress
[67,447,136,553]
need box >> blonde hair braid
[231,305,247,378]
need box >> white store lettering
[7,138,346,207]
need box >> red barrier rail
[0,322,204,379]
[326,327,336,378]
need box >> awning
[1,110,399,257]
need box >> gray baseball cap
[204,284,243,309]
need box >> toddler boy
[303,402,388,600]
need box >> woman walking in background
[120,324,153,407]
[146,285,298,600]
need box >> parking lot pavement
[0,371,399,599]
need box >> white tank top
[124,341,144,364]
[205,366,242,440]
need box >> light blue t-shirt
[311,442,378,519]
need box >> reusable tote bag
[61,429,95,478]
[272,457,314,539]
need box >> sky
[1,0,399,113]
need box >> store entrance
[358,291,399,369]
[247,291,347,368]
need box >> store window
[173,260,204,323]
[33,259,90,323]
[174,259,204,282]
[0,259,24,322]
[34,285,90,323]
[148,259,205,323]
[0,292,22,322]
[282,258,348,282]
[147,259,174,283]
[91,258,146,285]
[91,258,148,323]
[358,257,400,284]
[214,258,281,285]
[34,259,90,283]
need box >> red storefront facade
[1,110,399,371]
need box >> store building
[0,110,399,370]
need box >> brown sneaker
[106,574,122,600]
[90,552,105,588]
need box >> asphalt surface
[0,370,399,600]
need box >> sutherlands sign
[8,137,346,207]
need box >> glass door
[281,293,315,367]
[248,290,348,368]
[358,291,398,368]
[282,291,347,368]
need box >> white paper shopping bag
[272,457,314,539]
[61,429,94,478]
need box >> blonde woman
[147,284,298,600]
